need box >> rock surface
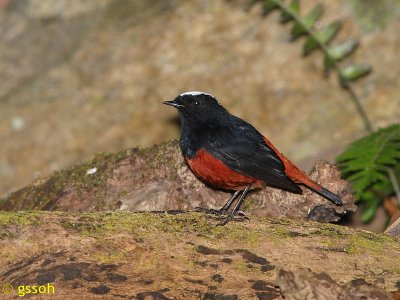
[1,0,400,197]
[0,140,356,223]
[1,211,399,299]
[277,269,394,300]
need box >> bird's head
[163,91,226,124]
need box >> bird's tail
[296,176,343,206]
[280,158,343,205]
[314,186,342,205]
[261,136,343,205]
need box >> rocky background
[1,1,400,298]
[1,0,400,199]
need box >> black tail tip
[320,188,343,206]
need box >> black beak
[163,100,184,109]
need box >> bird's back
[182,111,302,193]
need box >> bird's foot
[194,207,227,216]
[216,212,250,226]
[194,207,249,225]
[235,210,247,217]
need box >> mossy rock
[0,211,399,299]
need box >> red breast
[186,148,262,190]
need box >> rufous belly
[185,148,262,190]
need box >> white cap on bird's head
[180,91,215,98]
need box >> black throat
[176,101,231,159]
[179,114,203,158]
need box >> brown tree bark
[0,211,399,299]
[0,141,398,299]
[0,140,356,223]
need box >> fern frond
[249,0,399,222]
[250,0,374,132]
[337,124,400,199]
[291,4,323,40]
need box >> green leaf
[360,192,380,223]
[370,175,396,197]
[261,0,279,16]
[337,124,400,201]
[255,0,371,86]
[303,37,318,55]
[281,0,300,23]
[324,40,359,71]
[291,4,323,39]
[329,40,359,60]
[303,4,323,28]
[303,21,342,55]
[323,54,335,72]
[339,64,372,86]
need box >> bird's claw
[235,210,246,217]
[216,213,250,226]
[217,211,250,226]
[194,207,225,215]
[194,207,249,225]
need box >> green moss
[222,224,261,246]
[139,139,180,169]
[230,257,264,275]
[312,226,393,255]
[68,149,129,192]
[0,211,42,226]
[60,219,104,236]
[1,149,131,211]
[60,212,127,236]
[59,211,175,238]
[0,211,43,240]
[3,211,399,259]
[92,243,132,264]
[267,218,294,226]
[346,233,387,255]
[0,231,14,239]
[269,224,292,238]
[55,211,264,250]
[239,196,260,212]
[0,140,183,212]
[309,224,349,238]
[231,259,251,273]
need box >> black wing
[204,116,302,193]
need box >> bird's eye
[193,100,200,106]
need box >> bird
[163,91,342,225]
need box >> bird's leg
[219,190,241,213]
[194,190,240,215]
[217,185,251,226]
